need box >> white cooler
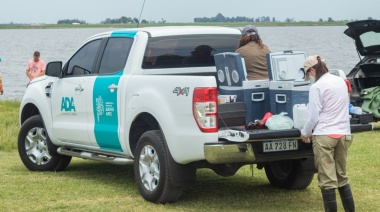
[266,50,311,119]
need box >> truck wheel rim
[139,145,160,191]
[24,127,52,165]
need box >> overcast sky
[0,0,378,24]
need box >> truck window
[64,39,102,76]
[142,34,240,69]
[99,37,133,75]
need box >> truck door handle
[75,85,84,92]
[108,84,118,92]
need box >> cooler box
[266,50,311,119]
[269,81,309,119]
[215,52,270,124]
[267,50,308,82]
[243,80,270,123]
[214,52,247,87]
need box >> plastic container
[293,104,307,129]
[349,104,363,115]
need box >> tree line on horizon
[57,17,165,25]
[56,13,376,25]
[194,13,376,23]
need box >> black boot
[338,184,355,212]
[321,188,337,212]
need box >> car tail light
[193,88,218,132]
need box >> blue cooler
[269,81,309,119]
[242,80,270,122]
[266,50,311,119]
[215,53,270,124]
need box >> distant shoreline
[0,21,348,29]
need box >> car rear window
[142,34,240,69]
[360,31,380,48]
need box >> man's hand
[300,135,311,143]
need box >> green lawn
[1,100,379,211]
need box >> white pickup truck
[18,26,372,203]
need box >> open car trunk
[354,62,380,91]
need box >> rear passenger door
[87,37,134,152]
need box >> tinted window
[99,37,133,75]
[142,34,240,69]
[360,31,380,48]
[65,39,102,76]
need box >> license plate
[263,139,298,152]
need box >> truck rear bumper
[204,142,256,164]
[204,141,314,164]
[205,123,372,164]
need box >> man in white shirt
[301,55,354,212]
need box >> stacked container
[215,52,270,124]
[266,50,311,119]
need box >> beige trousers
[312,135,353,190]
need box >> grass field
[0,100,379,211]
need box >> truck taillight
[193,88,218,132]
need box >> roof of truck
[88,26,241,40]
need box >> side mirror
[45,61,62,77]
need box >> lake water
[0,26,359,100]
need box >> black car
[344,20,380,120]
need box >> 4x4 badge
[173,87,189,96]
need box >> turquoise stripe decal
[111,31,137,38]
[93,71,123,152]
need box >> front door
[51,39,102,146]
[51,76,94,145]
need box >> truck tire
[18,115,71,171]
[264,159,314,190]
[134,130,183,203]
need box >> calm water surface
[0,26,358,100]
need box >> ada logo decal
[173,87,189,96]
[61,97,76,113]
